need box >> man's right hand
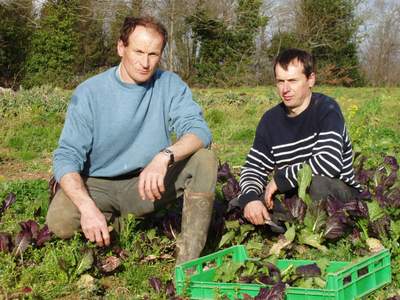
[60,172,110,247]
[80,202,110,247]
[243,200,271,225]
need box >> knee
[191,149,218,171]
[46,210,79,239]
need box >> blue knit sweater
[53,67,211,182]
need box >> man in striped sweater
[238,48,361,225]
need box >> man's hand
[80,202,110,247]
[264,178,278,209]
[59,172,110,247]
[139,152,170,201]
[243,200,271,225]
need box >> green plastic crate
[175,245,391,300]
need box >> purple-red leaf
[255,282,286,300]
[383,156,399,172]
[96,256,121,274]
[19,220,40,240]
[359,189,372,200]
[222,177,240,201]
[343,200,369,218]
[324,214,348,240]
[36,225,53,247]
[258,262,281,285]
[14,230,32,256]
[217,161,233,182]
[382,171,397,189]
[326,196,345,217]
[21,287,32,294]
[0,192,16,217]
[296,263,321,277]
[282,195,307,222]
[149,276,162,293]
[255,287,270,300]
[0,232,12,253]
[165,280,176,297]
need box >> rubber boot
[175,190,214,265]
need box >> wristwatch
[161,148,175,167]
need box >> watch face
[162,148,174,166]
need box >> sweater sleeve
[238,118,275,208]
[274,110,346,192]
[53,92,93,182]
[168,76,212,147]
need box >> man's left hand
[264,178,278,209]
[138,153,170,201]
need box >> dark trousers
[286,175,360,202]
[231,175,360,212]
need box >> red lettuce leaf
[282,195,307,222]
[0,192,16,218]
[326,196,345,217]
[296,263,321,277]
[343,200,369,218]
[255,282,286,300]
[149,276,162,293]
[0,232,12,253]
[222,177,240,201]
[165,280,176,297]
[36,225,53,247]
[217,161,234,182]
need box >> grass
[1,85,400,299]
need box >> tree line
[1,0,399,90]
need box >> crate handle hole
[357,266,369,278]
[203,260,217,271]
[343,275,352,285]
[185,267,197,276]
[374,258,383,268]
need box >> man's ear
[308,72,316,88]
[117,40,124,58]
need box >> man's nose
[282,82,290,93]
[140,55,149,68]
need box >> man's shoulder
[75,67,115,94]
[154,69,186,86]
[312,92,342,115]
[261,102,285,122]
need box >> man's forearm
[59,172,95,212]
[168,133,204,162]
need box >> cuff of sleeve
[54,165,81,183]
[274,170,294,193]
[187,128,212,148]
[238,191,260,209]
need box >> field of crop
[0,86,399,299]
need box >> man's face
[275,60,315,116]
[117,25,164,84]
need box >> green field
[0,86,399,299]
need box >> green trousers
[46,149,218,239]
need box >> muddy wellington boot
[175,190,215,265]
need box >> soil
[0,157,51,181]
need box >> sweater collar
[112,64,151,91]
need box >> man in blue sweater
[238,48,361,225]
[46,16,217,264]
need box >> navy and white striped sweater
[239,93,361,208]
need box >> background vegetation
[1,0,400,89]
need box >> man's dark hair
[119,16,168,51]
[273,48,316,78]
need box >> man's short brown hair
[119,16,168,51]
[274,48,316,78]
